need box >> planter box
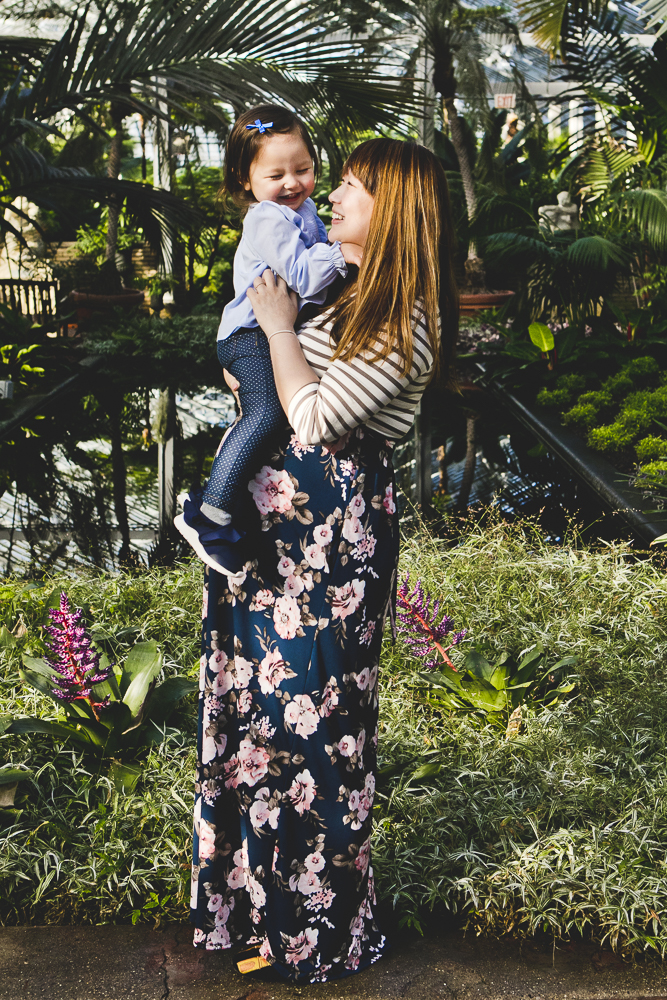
[480,369,667,546]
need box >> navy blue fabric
[191,425,399,982]
[202,328,285,516]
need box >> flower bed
[2,522,667,956]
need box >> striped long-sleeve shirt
[288,305,435,446]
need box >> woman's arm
[245,270,319,416]
[248,270,433,448]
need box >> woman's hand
[222,368,241,409]
[339,242,364,267]
[246,269,298,337]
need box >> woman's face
[328,171,375,248]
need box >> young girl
[175,105,347,574]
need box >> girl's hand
[339,242,364,267]
[223,368,241,408]
[246,269,298,336]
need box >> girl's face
[245,132,315,211]
[328,171,375,248]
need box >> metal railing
[0,278,61,324]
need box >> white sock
[201,502,232,526]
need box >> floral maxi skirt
[190,426,399,982]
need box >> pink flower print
[284,693,319,738]
[202,585,208,620]
[232,656,253,690]
[206,925,231,949]
[228,844,248,888]
[313,524,333,546]
[246,874,266,908]
[289,870,322,895]
[356,730,366,757]
[342,514,364,544]
[209,648,228,671]
[199,653,207,689]
[289,433,315,460]
[249,465,295,516]
[284,928,319,966]
[225,738,270,788]
[284,573,304,597]
[259,936,273,962]
[369,664,379,691]
[352,532,376,561]
[237,688,253,715]
[356,666,370,690]
[249,787,280,831]
[258,647,288,695]
[323,430,351,455]
[301,572,314,591]
[338,734,357,757]
[207,892,224,912]
[383,483,396,515]
[214,903,231,929]
[305,851,325,872]
[331,579,365,620]
[198,820,216,862]
[304,888,335,911]
[287,768,316,815]
[277,555,295,577]
[304,543,326,570]
[355,836,371,874]
[348,493,366,517]
[238,738,270,785]
[254,589,275,609]
[319,677,339,718]
[202,731,227,765]
[273,594,301,639]
[358,620,376,646]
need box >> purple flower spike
[396,574,468,670]
[45,593,112,718]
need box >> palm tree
[1,0,416,268]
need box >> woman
[190,137,458,983]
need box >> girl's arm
[244,201,346,299]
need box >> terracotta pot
[70,288,145,323]
[459,290,515,315]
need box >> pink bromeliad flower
[397,574,467,670]
[45,593,112,721]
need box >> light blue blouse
[217,198,347,341]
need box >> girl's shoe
[174,489,246,577]
[235,949,280,980]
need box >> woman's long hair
[327,138,458,383]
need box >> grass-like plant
[2,523,667,958]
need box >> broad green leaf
[0,714,13,736]
[409,762,442,783]
[19,664,61,705]
[92,653,122,702]
[145,675,197,726]
[460,683,508,712]
[8,717,92,746]
[418,665,462,693]
[120,641,162,713]
[0,626,16,648]
[528,322,555,353]
[0,767,32,786]
[489,664,510,691]
[109,760,142,794]
[462,650,496,683]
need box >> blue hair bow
[246,119,273,134]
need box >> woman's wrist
[267,328,296,342]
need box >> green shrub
[635,436,667,463]
[562,402,601,430]
[604,373,634,399]
[536,373,586,408]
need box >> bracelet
[268,328,296,342]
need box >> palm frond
[516,0,570,53]
[636,0,667,36]
[619,188,667,252]
[578,144,645,201]
[565,234,627,269]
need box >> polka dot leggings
[202,327,285,516]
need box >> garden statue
[538,191,579,231]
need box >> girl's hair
[327,138,458,383]
[222,104,318,209]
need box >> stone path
[2,923,667,1000]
